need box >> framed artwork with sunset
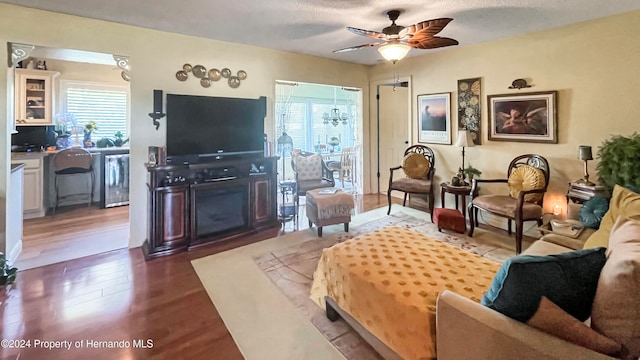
[417,92,451,144]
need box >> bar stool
[53,148,94,214]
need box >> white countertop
[11,147,130,159]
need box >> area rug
[253,210,536,359]
[192,205,536,360]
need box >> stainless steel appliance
[103,153,130,207]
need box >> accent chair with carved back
[468,154,550,254]
[387,145,436,221]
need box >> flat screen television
[166,94,266,163]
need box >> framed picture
[417,92,451,144]
[488,91,558,143]
[457,78,481,145]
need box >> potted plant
[83,121,98,147]
[114,131,129,147]
[0,252,17,286]
[597,132,640,192]
[463,164,482,182]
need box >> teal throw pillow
[481,247,606,322]
[579,196,610,229]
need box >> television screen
[166,94,266,160]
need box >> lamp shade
[578,145,593,160]
[378,43,411,63]
[454,130,474,148]
[277,131,293,155]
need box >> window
[276,99,356,153]
[59,80,129,140]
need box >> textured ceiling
[3,0,640,65]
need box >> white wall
[368,10,640,215]
[0,3,369,248]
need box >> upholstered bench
[433,208,466,234]
[306,188,355,237]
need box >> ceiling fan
[334,10,459,63]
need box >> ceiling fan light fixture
[378,43,411,63]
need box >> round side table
[440,182,472,220]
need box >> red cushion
[433,208,466,233]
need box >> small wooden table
[440,182,472,220]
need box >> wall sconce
[148,89,166,131]
[576,145,595,186]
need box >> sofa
[436,184,640,360]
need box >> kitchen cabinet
[11,157,45,219]
[14,69,60,126]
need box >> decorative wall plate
[192,65,207,78]
[176,70,188,81]
[200,78,212,88]
[237,70,247,80]
[221,68,231,78]
[228,76,240,88]
[208,68,221,81]
[183,63,193,72]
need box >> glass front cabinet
[14,68,60,126]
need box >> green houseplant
[597,132,640,192]
[463,165,482,182]
[0,252,17,286]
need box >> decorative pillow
[584,185,640,249]
[507,165,546,203]
[579,196,609,229]
[294,154,323,181]
[401,152,430,179]
[481,247,607,323]
[591,216,640,359]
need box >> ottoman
[433,208,466,234]
[306,188,355,237]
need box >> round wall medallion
[192,65,207,78]
[228,76,240,88]
[208,68,221,81]
[237,70,247,80]
[183,63,193,72]
[176,70,188,81]
[200,78,212,88]
[221,68,232,78]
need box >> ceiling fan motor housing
[383,10,404,36]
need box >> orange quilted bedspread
[310,226,500,360]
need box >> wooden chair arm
[470,178,508,198]
[388,166,402,187]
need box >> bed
[310,226,500,359]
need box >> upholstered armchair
[291,150,336,209]
[468,154,550,254]
[387,145,436,221]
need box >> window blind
[60,81,129,141]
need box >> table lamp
[454,129,475,183]
[576,145,595,186]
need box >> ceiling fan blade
[333,42,383,53]
[347,27,388,40]
[399,18,454,39]
[408,36,459,50]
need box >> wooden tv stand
[143,156,279,260]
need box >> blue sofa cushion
[481,247,607,322]
[579,196,609,229]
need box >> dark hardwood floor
[0,194,409,360]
